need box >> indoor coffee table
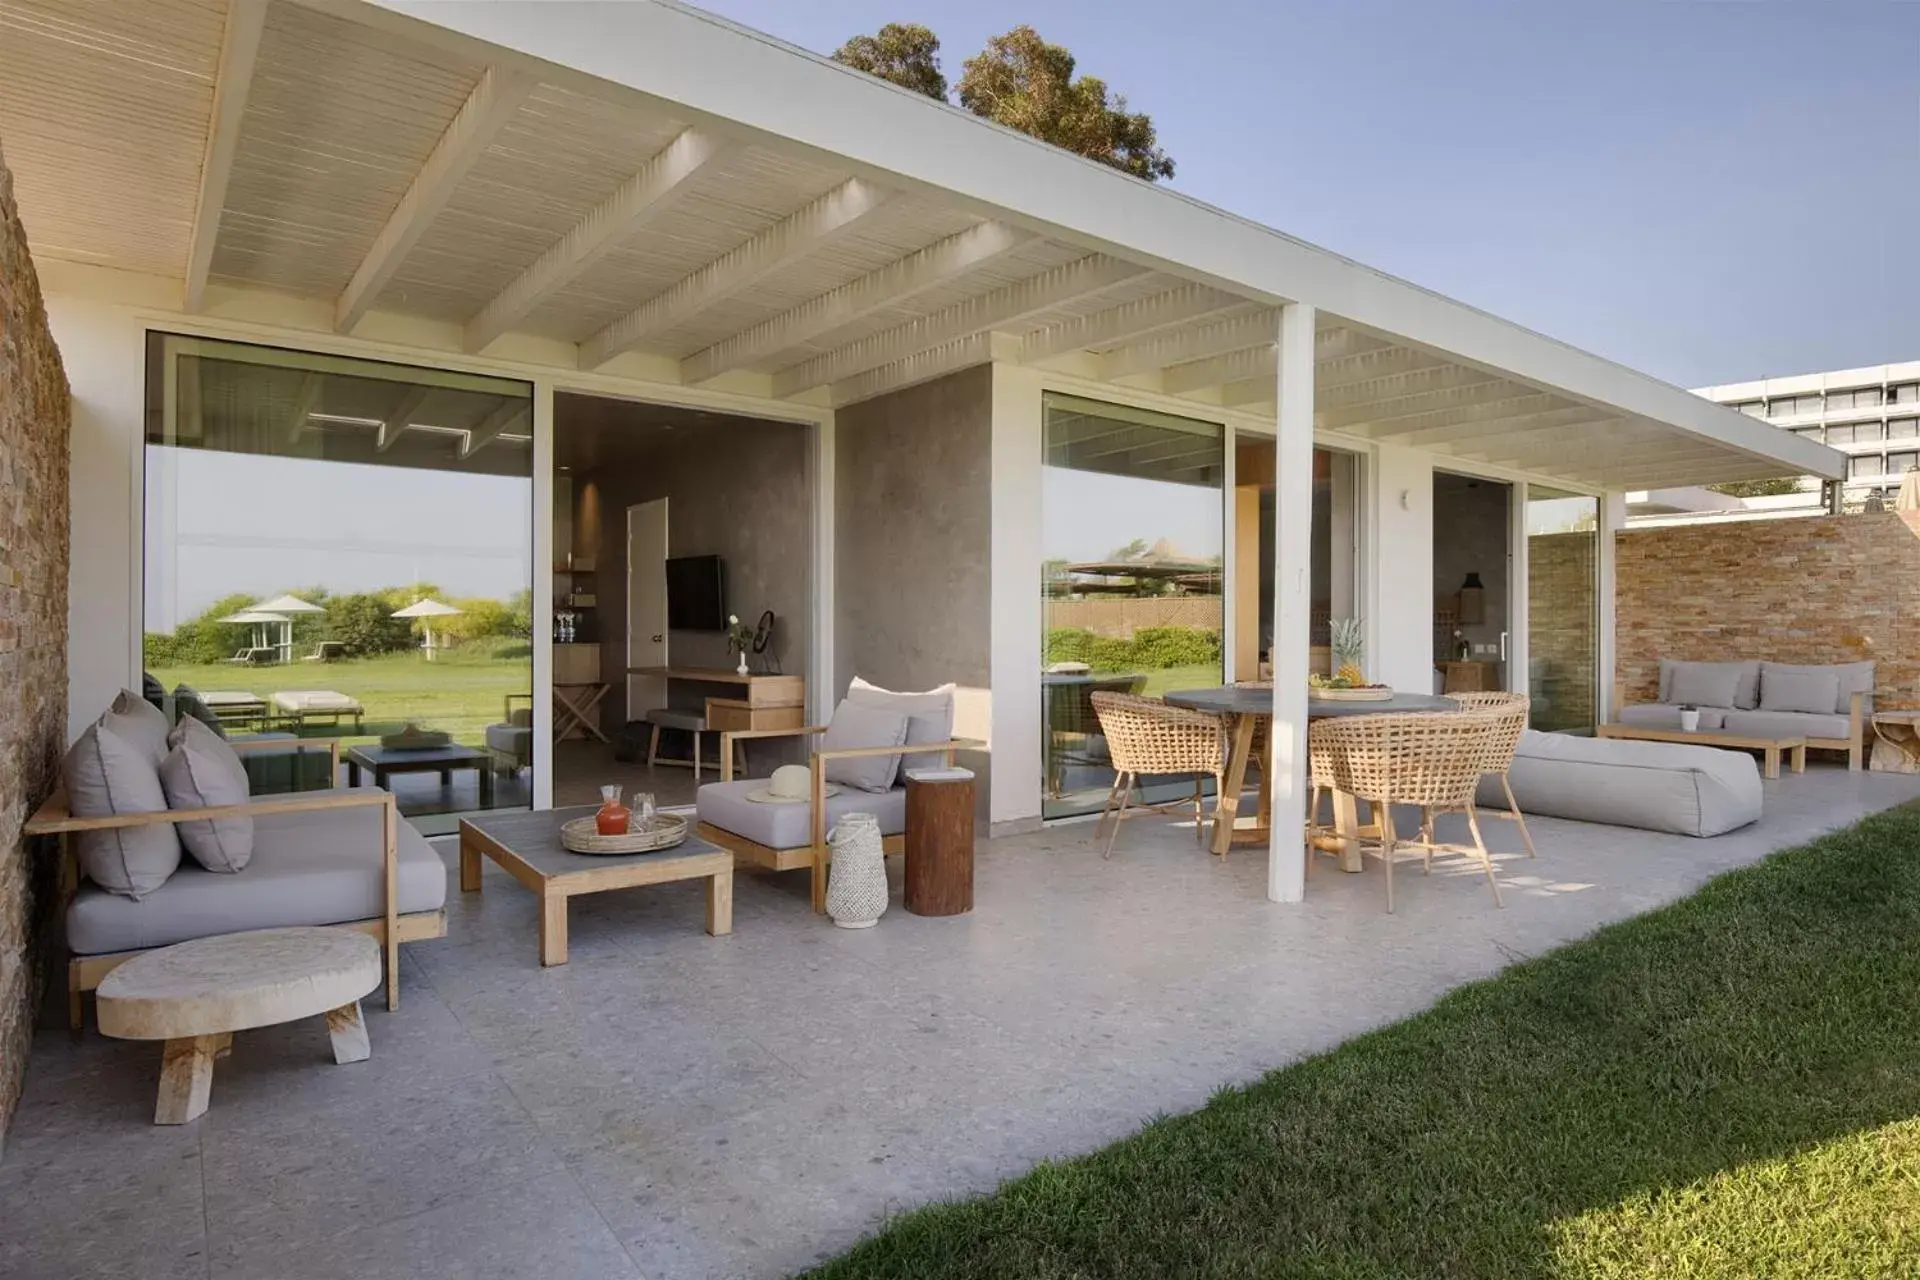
[459,807,733,966]
[96,927,379,1125]
[346,743,494,806]
[1596,723,1806,779]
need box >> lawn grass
[149,644,528,747]
[805,806,1920,1279]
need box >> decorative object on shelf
[380,724,451,751]
[751,609,779,674]
[1312,685,1394,702]
[1453,628,1472,661]
[727,613,754,676]
[825,812,887,929]
[1457,571,1486,625]
[1679,705,1701,732]
[1329,617,1366,684]
[559,811,690,855]
[595,785,631,836]
[748,763,841,804]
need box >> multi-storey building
[1697,361,1920,507]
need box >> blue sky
[693,0,1919,389]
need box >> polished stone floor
[6,766,1919,1280]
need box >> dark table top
[1163,686,1458,718]
[346,743,489,767]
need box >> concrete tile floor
[6,765,1919,1280]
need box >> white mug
[1680,708,1701,732]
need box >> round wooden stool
[904,767,975,916]
[96,927,381,1125]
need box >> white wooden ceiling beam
[375,385,434,453]
[774,255,1146,397]
[582,177,892,369]
[1398,409,1621,451]
[460,400,531,459]
[1096,312,1280,381]
[183,0,268,312]
[1019,286,1240,365]
[1219,378,1275,408]
[1315,346,1457,392]
[1329,386,1557,434]
[1314,327,1399,362]
[1316,364,1511,411]
[464,127,726,353]
[828,331,1019,406]
[682,220,1026,384]
[1162,345,1274,395]
[335,66,536,333]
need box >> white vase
[736,651,749,676]
[825,813,887,929]
[1680,708,1701,732]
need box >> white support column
[1268,303,1314,903]
[989,363,1045,830]
[532,380,555,810]
[1507,482,1530,697]
[1220,421,1238,680]
[811,410,837,723]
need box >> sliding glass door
[143,334,535,832]
[1525,487,1600,731]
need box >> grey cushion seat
[647,708,708,732]
[696,780,906,850]
[1722,709,1851,741]
[486,723,533,754]
[1476,730,1761,837]
[67,788,447,955]
[1617,704,1728,732]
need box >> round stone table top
[96,927,381,1042]
[1164,686,1458,719]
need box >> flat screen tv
[664,554,726,631]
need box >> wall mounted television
[664,554,727,631]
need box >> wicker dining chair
[1444,691,1537,858]
[1088,691,1228,858]
[1306,709,1507,912]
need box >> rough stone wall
[1529,531,1598,730]
[0,138,72,1149]
[1616,513,1914,707]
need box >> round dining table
[1163,686,1458,869]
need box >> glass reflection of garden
[143,583,533,747]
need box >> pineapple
[1329,617,1366,685]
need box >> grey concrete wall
[587,418,813,735]
[833,366,993,696]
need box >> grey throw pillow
[107,688,172,765]
[171,684,229,738]
[160,717,254,873]
[64,722,182,899]
[1659,660,1760,710]
[1760,670,1843,717]
[820,700,910,793]
[845,677,956,773]
[1666,664,1741,710]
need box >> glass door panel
[1525,488,1600,731]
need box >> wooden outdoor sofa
[27,737,446,1028]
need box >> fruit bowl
[1310,686,1394,702]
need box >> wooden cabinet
[554,644,600,685]
[1437,660,1502,694]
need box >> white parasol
[390,597,463,660]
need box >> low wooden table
[96,927,379,1125]
[1596,723,1806,779]
[346,743,494,807]
[459,807,733,966]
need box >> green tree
[957,26,1174,181]
[326,593,413,657]
[1709,477,1805,499]
[831,23,947,99]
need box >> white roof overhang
[0,0,1842,490]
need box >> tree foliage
[832,22,1175,182]
[1708,478,1806,499]
[831,23,947,100]
[957,27,1173,182]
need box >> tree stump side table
[904,767,975,916]
[96,927,381,1124]
[1871,711,1920,773]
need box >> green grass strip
[804,806,1920,1278]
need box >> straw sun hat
[746,764,841,804]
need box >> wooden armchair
[701,725,977,913]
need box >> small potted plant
[727,613,755,676]
[1679,704,1701,733]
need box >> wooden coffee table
[346,743,493,807]
[96,927,380,1124]
[458,807,733,966]
[1596,723,1806,780]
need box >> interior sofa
[1478,729,1763,837]
[29,691,447,1028]
[1615,659,1873,770]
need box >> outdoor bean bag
[1475,730,1761,837]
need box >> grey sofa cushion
[696,779,906,850]
[1477,730,1761,837]
[64,722,182,899]
[1722,709,1852,741]
[107,688,172,765]
[66,788,447,955]
[819,700,909,793]
[1659,660,1760,710]
[1617,704,1727,732]
[1665,663,1740,710]
[1758,670,1841,716]
[159,717,254,873]
[846,677,956,774]
[1759,660,1874,715]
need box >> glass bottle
[595,784,630,836]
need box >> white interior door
[626,499,669,719]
